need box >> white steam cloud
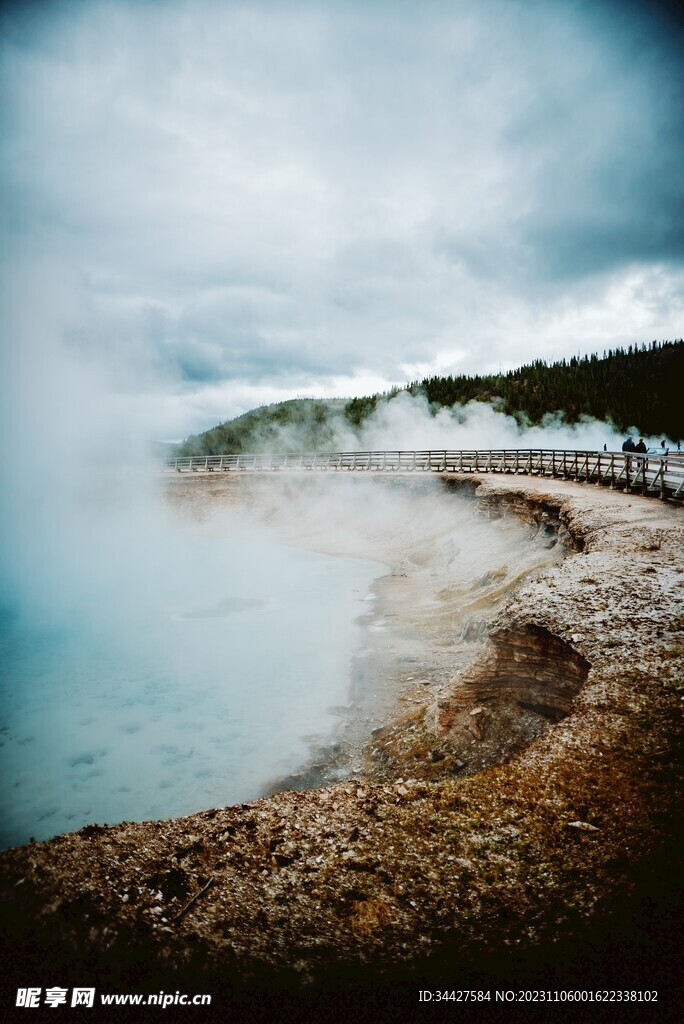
[205,390,670,460]
[350,392,641,452]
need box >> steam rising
[204,389,669,460]
[0,265,669,853]
[0,273,667,852]
[1,0,679,850]
[349,392,658,452]
[0,303,572,850]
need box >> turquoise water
[0,524,379,849]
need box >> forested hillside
[177,399,350,457]
[410,341,682,438]
[176,340,683,455]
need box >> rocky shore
[1,474,682,1020]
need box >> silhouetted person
[622,436,636,452]
[635,438,647,454]
[603,443,607,451]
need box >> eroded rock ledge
[456,624,591,719]
[1,476,682,1012]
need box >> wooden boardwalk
[164,448,684,502]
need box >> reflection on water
[173,596,265,620]
[0,529,379,849]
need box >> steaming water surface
[0,523,380,849]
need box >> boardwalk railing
[164,449,684,501]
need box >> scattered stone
[467,709,490,741]
[273,853,295,867]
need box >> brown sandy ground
[0,474,682,1022]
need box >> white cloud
[1,0,682,437]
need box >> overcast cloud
[1,0,683,439]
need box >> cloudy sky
[1,0,683,439]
